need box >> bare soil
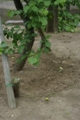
[0,31,80,120]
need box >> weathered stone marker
[0,17,16,108]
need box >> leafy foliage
[47,0,80,32]
[0,0,52,66]
[2,25,51,65]
[54,0,66,5]
[58,10,80,32]
[23,0,51,29]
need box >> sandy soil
[0,31,80,120]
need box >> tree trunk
[13,0,35,71]
[14,29,34,71]
[38,27,46,48]
[46,6,54,32]
[66,3,70,12]
[13,0,50,70]
[46,5,58,33]
[53,5,58,32]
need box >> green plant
[0,0,52,67]
[58,10,80,32]
[2,28,51,66]
[58,0,80,32]
[2,25,51,66]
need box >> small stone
[34,66,37,69]
[11,114,14,118]
[62,60,68,64]
[12,57,14,59]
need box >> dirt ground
[0,31,80,120]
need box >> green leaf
[45,41,51,48]
[45,35,51,39]
[43,47,50,53]
[21,55,26,60]
[54,0,66,5]
[23,6,29,13]
[8,10,15,17]
[29,51,35,56]
[44,1,51,6]
[43,9,48,15]
[1,42,7,48]
[38,0,43,3]
[42,18,47,26]
[18,45,24,53]
[0,47,3,54]
[32,6,38,12]
[28,57,37,65]
[7,48,14,55]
